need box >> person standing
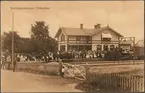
[13,56,17,72]
[59,59,65,78]
[61,66,65,78]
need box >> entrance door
[103,44,108,51]
[60,45,65,51]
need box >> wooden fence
[86,70,144,92]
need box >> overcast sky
[1,1,144,41]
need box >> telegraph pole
[12,12,14,71]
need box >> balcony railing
[58,40,119,44]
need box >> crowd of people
[2,53,53,63]
[2,47,134,63]
[58,47,134,60]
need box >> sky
[1,1,144,42]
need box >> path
[1,70,83,92]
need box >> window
[110,45,115,50]
[60,45,65,51]
[86,36,91,43]
[86,36,91,40]
[97,45,102,51]
[102,38,111,41]
[76,36,81,43]
[61,34,65,41]
[103,45,108,51]
[76,36,81,41]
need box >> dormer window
[61,34,65,41]
[101,33,112,41]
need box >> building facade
[55,24,123,52]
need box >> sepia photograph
[1,1,144,92]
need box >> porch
[59,44,92,52]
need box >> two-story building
[55,24,123,52]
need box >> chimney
[94,24,101,29]
[80,24,83,29]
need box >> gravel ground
[1,70,83,92]
[1,60,144,92]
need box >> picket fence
[86,70,144,92]
[4,62,60,75]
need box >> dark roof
[55,26,123,38]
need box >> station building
[55,24,124,52]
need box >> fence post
[131,76,134,92]
[106,74,108,87]
[91,72,93,85]
[122,76,125,91]
[126,76,129,91]
[140,77,144,92]
[136,76,138,92]
[124,76,126,91]
[138,77,141,92]
[92,72,94,85]
[122,75,124,90]
[95,72,97,86]
[109,73,112,88]
[90,72,92,84]
[104,74,106,88]
[134,76,136,92]
[85,63,90,82]
[114,73,117,89]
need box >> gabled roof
[120,40,133,45]
[55,26,123,38]
[90,26,123,37]
[55,27,94,38]
[135,40,144,47]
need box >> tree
[2,31,21,54]
[2,31,36,54]
[30,21,58,53]
[17,38,36,53]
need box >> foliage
[18,38,36,53]
[2,31,21,53]
[30,21,58,53]
[2,31,36,54]
[2,21,58,55]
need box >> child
[61,66,65,78]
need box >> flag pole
[12,12,14,71]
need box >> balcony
[58,40,119,44]
[59,40,91,44]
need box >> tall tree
[2,31,36,54]
[30,21,58,53]
[2,31,21,54]
[18,38,36,53]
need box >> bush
[60,52,73,59]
